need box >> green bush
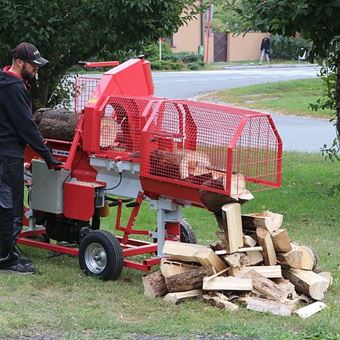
[187,62,200,70]
[169,51,203,63]
[150,60,184,71]
[270,34,312,60]
[143,42,173,62]
[142,42,204,70]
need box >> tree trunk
[165,266,213,292]
[142,270,168,298]
[34,108,76,141]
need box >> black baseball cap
[12,42,49,67]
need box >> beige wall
[204,32,214,62]
[227,32,266,61]
[171,23,214,62]
[172,19,201,54]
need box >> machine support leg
[156,209,166,256]
[152,198,183,257]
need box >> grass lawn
[0,152,339,339]
[201,78,333,119]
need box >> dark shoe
[0,252,19,268]
[0,261,36,275]
[18,256,32,265]
[14,247,32,265]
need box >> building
[170,9,266,62]
[170,5,214,62]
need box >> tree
[211,0,244,33]
[0,0,200,108]
[222,0,340,155]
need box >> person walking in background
[260,33,271,65]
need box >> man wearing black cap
[0,42,62,274]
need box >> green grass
[1,153,339,339]
[202,78,332,118]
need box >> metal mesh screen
[99,96,156,156]
[141,100,281,196]
[232,115,281,193]
[74,76,101,116]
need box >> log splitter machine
[18,57,282,280]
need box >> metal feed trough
[18,57,282,280]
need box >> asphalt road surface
[153,66,335,152]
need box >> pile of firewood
[142,204,332,318]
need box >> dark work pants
[0,156,24,267]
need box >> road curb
[223,63,319,70]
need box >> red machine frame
[17,57,282,275]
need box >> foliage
[0,0,201,108]
[143,42,174,62]
[150,60,184,71]
[187,61,205,70]
[48,74,77,110]
[270,34,312,60]
[169,51,203,63]
[309,39,340,160]
[212,0,245,33]
[143,42,204,70]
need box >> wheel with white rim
[79,230,123,280]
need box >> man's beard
[20,64,35,81]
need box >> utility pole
[205,1,213,63]
[159,37,162,61]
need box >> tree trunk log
[165,266,213,292]
[142,270,168,298]
[34,108,76,141]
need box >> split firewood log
[291,243,319,271]
[282,268,329,300]
[165,266,213,292]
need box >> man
[0,42,62,274]
[259,33,271,65]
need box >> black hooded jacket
[0,70,53,162]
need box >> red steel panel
[64,182,95,221]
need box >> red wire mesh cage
[97,96,158,159]
[140,100,282,204]
[74,76,101,116]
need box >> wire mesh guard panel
[141,100,282,197]
[74,76,101,116]
[99,96,154,155]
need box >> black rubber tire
[152,221,197,244]
[79,230,123,280]
[180,220,197,244]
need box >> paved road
[153,66,336,152]
[153,66,319,99]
